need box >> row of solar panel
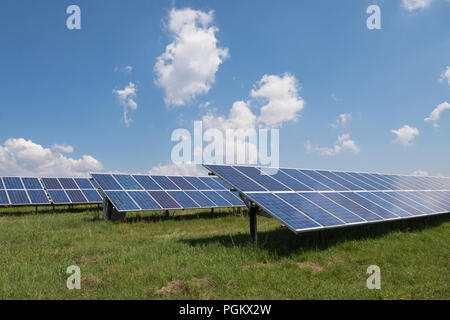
[104,190,244,212]
[205,165,450,192]
[0,176,103,206]
[91,174,230,191]
[246,191,450,232]
[0,177,98,190]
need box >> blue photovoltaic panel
[168,191,199,208]
[332,172,378,191]
[281,169,331,191]
[202,191,231,207]
[82,190,103,203]
[266,170,313,191]
[247,193,320,231]
[347,172,390,190]
[41,178,63,190]
[113,174,143,190]
[132,175,162,190]
[91,174,123,191]
[185,191,216,207]
[151,176,179,190]
[48,190,71,204]
[105,191,140,211]
[184,177,212,190]
[400,192,445,213]
[216,191,245,206]
[214,178,232,190]
[299,193,364,223]
[276,193,344,227]
[357,192,411,218]
[22,178,43,190]
[66,189,87,203]
[0,190,9,205]
[148,191,181,209]
[389,192,431,214]
[316,171,364,191]
[8,190,30,205]
[75,178,95,189]
[90,179,100,189]
[234,166,290,191]
[0,178,4,189]
[200,177,227,190]
[168,176,196,190]
[58,178,78,189]
[339,192,399,219]
[300,170,348,191]
[27,190,50,204]
[128,191,161,210]
[367,192,424,216]
[423,192,450,209]
[202,166,265,192]
[314,192,383,222]
[3,177,24,189]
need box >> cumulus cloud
[329,113,352,128]
[411,170,429,176]
[424,102,450,126]
[113,82,138,127]
[251,73,305,128]
[154,8,229,106]
[0,138,103,177]
[52,144,74,153]
[305,134,360,156]
[391,125,419,146]
[148,163,207,176]
[402,0,433,11]
[124,65,133,73]
[439,66,450,85]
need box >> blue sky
[0,0,449,177]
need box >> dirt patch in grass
[82,273,102,284]
[297,262,324,274]
[155,280,187,296]
[191,275,215,288]
[327,257,344,266]
[77,255,103,264]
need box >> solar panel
[91,173,245,213]
[204,164,450,234]
[0,176,50,206]
[41,177,103,205]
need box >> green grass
[0,205,448,299]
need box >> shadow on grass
[181,213,450,256]
[123,208,248,224]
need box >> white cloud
[251,73,305,128]
[402,0,433,11]
[331,94,341,102]
[52,144,74,153]
[124,65,133,73]
[391,125,419,146]
[424,101,450,125]
[329,113,352,128]
[154,8,229,106]
[0,138,102,177]
[411,170,429,176]
[113,82,138,127]
[148,163,207,176]
[439,66,450,85]
[305,134,360,156]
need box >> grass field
[0,205,448,300]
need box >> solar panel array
[204,165,450,233]
[91,174,245,212]
[40,177,103,205]
[0,177,50,206]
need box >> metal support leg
[35,206,38,214]
[249,204,258,244]
[165,210,169,218]
[102,197,112,220]
[211,208,214,215]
